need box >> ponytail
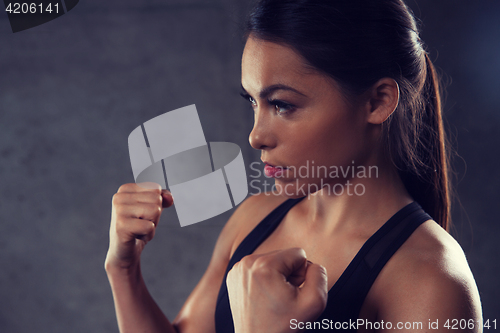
[397,53,450,230]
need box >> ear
[365,78,399,124]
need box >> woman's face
[241,36,374,197]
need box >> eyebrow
[240,84,308,99]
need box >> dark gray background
[0,0,498,332]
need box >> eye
[270,99,294,115]
[240,92,257,108]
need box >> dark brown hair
[246,0,450,230]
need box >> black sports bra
[214,198,432,332]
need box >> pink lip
[264,163,287,178]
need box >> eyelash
[239,93,295,116]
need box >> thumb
[298,262,328,319]
[161,190,174,208]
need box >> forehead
[241,36,313,90]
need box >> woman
[105,0,482,332]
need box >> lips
[264,163,287,178]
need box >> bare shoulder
[370,220,483,331]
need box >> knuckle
[146,191,162,204]
[252,255,270,269]
[289,247,307,258]
[250,256,274,278]
[240,254,258,269]
[253,266,273,281]
[145,221,156,234]
[152,206,162,219]
[144,202,161,215]
[146,188,162,196]
[137,220,155,236]
[117,183,135,193]
[112,192,125,206]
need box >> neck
[298,162,413,236]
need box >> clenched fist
[227,248,328,333]
[105,182,174,273]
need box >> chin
[272,178,324,198]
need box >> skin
[104,35,483,333]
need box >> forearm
[106,263,178,333]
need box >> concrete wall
[0,0,498,331]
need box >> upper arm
[374,224,482,332]
[172,192,285,333]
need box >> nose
[249,108,275,150]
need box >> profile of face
[241,36,384,197]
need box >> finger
[266,248,308,284]
[116,217,156,241]
[287,260,311,287]
[161,190,174,208]
[298,263,328,316]
[113,191,162,206]
[117,182,162,194]
[118,202,162,222]
[136,182,162,191]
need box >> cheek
[294,114,365,167]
